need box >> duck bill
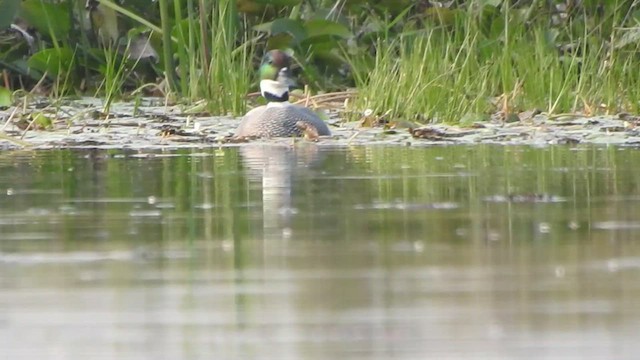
[276,67,297,89]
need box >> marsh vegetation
[1,0,640,125]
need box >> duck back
[235,103,331,138]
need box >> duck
[234,50,331,138]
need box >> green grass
[346,6,640,124]
[205,0,252,116]
[54,0,251,116]
[168,0,251,115]
[5,0,640,123]
[348,27,493,124]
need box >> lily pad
[33,112,53,130]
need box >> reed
[347,3,640,123]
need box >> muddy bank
[1,97,639,150]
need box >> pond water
[1,144,640,359]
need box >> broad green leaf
[27,48,75,77]
[19,0,71,39]
[479,0,503,7]
[304,19,351,39]
[237,0,264,13]
[254,19,307,44]
[300,36,341,55]
[266,33,295,50]
[253,0,302,6]
[3,58,43,81]
[0,86,12,108]
[424,8,458,26]
[0,0,21,30]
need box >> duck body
[234,50,331,138]
[236,102,331,138]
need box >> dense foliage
[1,0,640,121]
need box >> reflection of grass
[8,145,640,247]
[347,7,640,124]
[346,145,628,203]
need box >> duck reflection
[240,144,325,239]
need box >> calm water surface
[1,145,640,359]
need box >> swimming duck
[234,50,331,138]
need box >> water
[1,145,640,359]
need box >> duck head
[259,50,296,102]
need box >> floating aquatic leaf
[33,113,53,130]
